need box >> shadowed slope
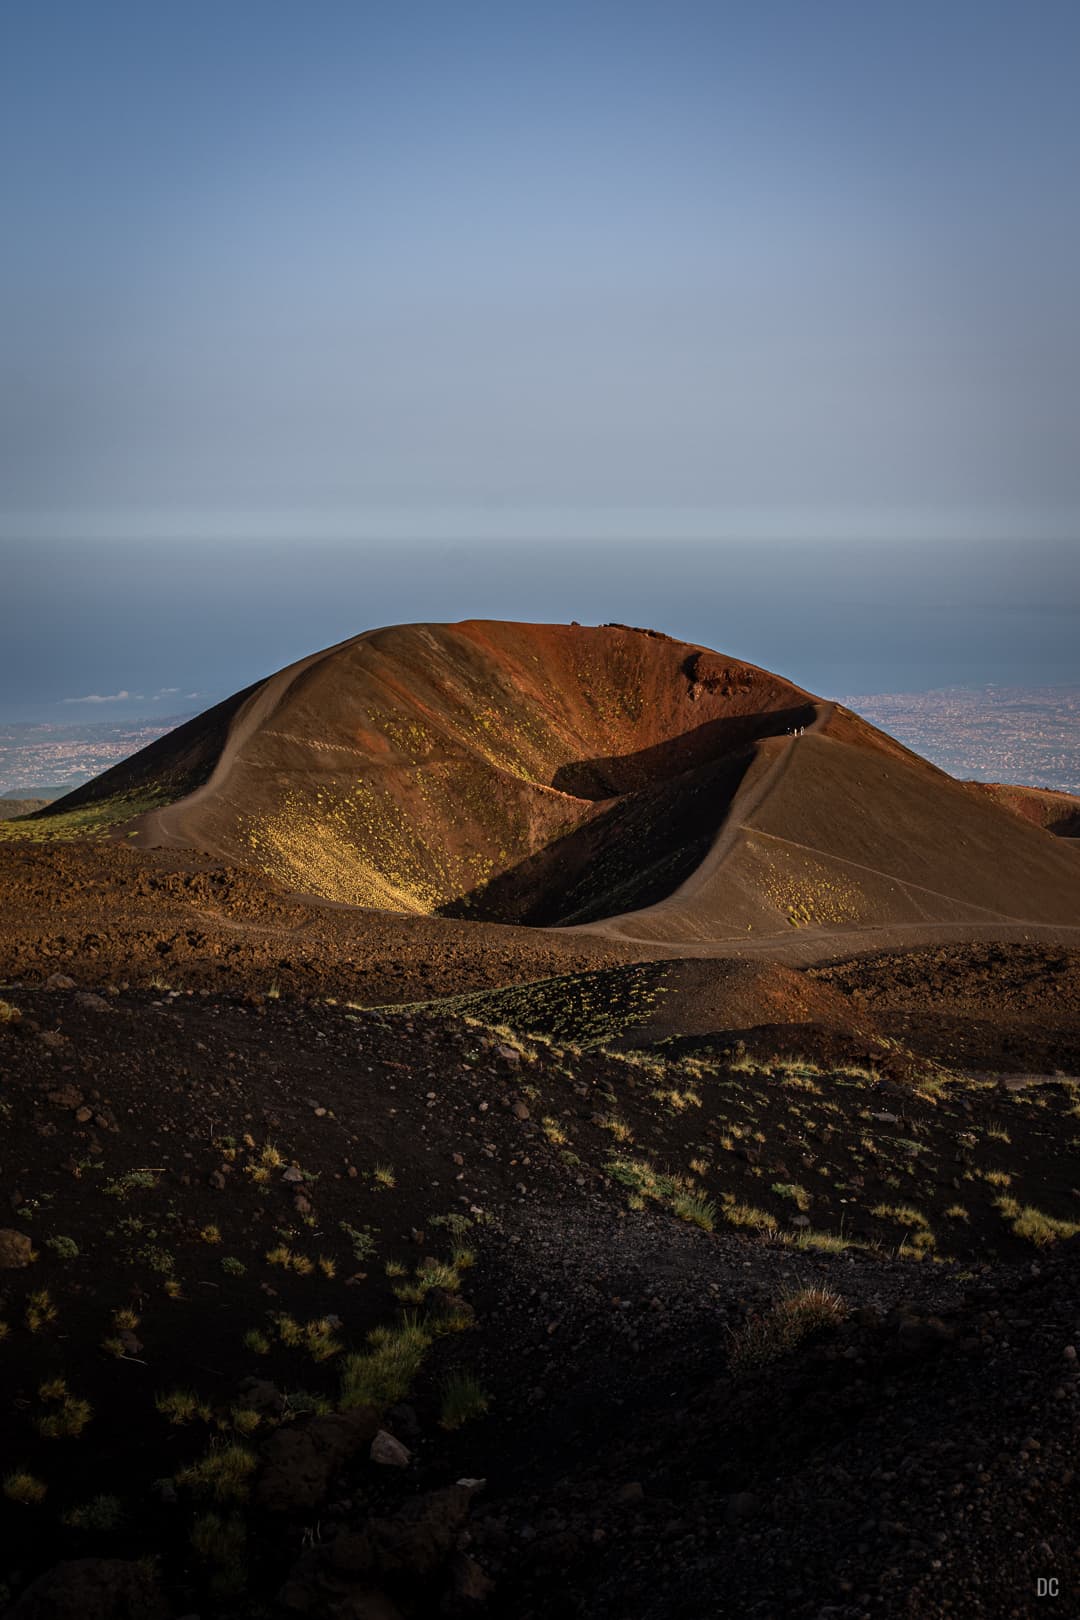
[38,620,1080,943]
[583,723,1080,945]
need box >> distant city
[839,685,1080,797]
[1,685,1078,801]
[0,714,196,798]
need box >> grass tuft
[671,1189,716,1231]
[729,1287,846,1376]
[995,1196,1080,1247]
[3,1471,47,1505]
[190,1511,248,1599]
[721,1199,777,1232]
[176,1442,257,1503]
[156,1388,206,1425]
[35,1394,93,1439]
[62,1493,124,1531]
[340,1316,432,1412]
[26,1289,57,1332]
[439,1370,490,1430]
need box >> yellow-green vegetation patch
[0,787,175,843]
[605,1155,675,1201]
[995,1197,1080,1247]
[871,1202,936,1254]
[34,1378,93,1439]
[871,1202,929,1228]
[789,1230,860,1254]
[190,1510,248,1600]
[392,1258,461,1304]
[340,1314,432,1412]
[771,1181,812,1212]
[728,1287,846,1376]
[3,1471,47,1505]
[269,1313,344,1361]
[720,1197,777,1232]
[376,960,672,1050]
[265,1245,315,1276]
[156,1388,210,1425]
[25,1290,56,1332]
[671,1189,717,1231]
[61,1493,124,1531]
[651,1087,703,1111]
[599,1113,634,1144]
[176,1441,258,1504]
[439,1370,491,1430]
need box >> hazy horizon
[2,3,1077,720]
[4,536,1078,725]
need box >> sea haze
[1,536,1077,798]
[3,537,1077,725]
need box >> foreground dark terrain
[1,624,1078,1618]
[2,872,1079,1619]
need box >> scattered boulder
[370,1429,411,1468]
[0,1227,35,1268]
[331,1485,476,1580]
[44,974,76,990]
[74,992,110,1013]
[442,1552,495,1612]
[238,1376,286,1416]
[725,1491,759,1523]
[427,1290,475,1327]
[335,1593,405,1620]
[46,1084,83,1110]
[5,1558,170,1619]
[896,1314,955,1357]
[256,1406,379,1513]
[278,1567,404,1619]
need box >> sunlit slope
[44,622,813,917]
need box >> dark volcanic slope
[1,986,1078,1620]
[39,621,1080,943]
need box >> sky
[2,1,1079,716]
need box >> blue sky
[2,1,1079,714]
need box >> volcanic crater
[39,620,1080,945]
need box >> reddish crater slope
[40,621,1080,942]
[967,780,1080,838]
